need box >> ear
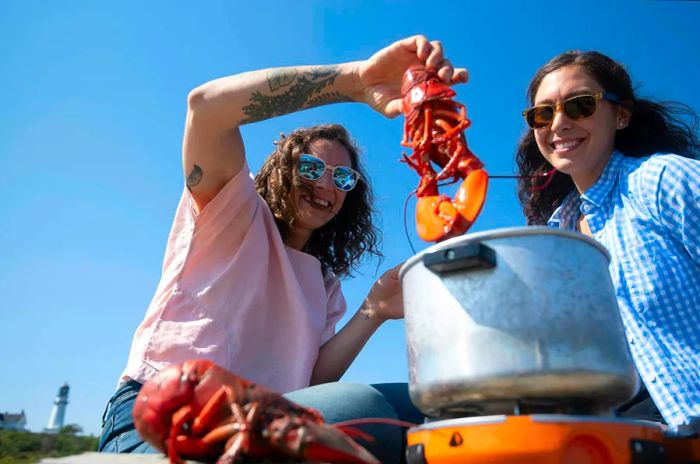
[616,105,632,130]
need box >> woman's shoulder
[619,152,699,225]
[322,267,341,287]
[622,152,699,190]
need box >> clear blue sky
[2,1,699,436]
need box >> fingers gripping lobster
[133,360,380,464]
[401,66,488,242]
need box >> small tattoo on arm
[186,164,203,188]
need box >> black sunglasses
[522,92,620,129]
[296,154,361,192]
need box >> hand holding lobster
[133,360,379,463]
[355,36,468,117]
[401,66,488,242]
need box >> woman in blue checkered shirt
[515,51,700,431]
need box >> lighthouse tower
[45,383,69,433]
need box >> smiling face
[287,138,352,249]
[533,65,629,192]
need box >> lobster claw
[271,419,380,464]
[416,168,488,242]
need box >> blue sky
[2,1,699,436]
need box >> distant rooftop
[0,410,28,431]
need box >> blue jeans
[98,379,422,463]
[97,380,159,454]
[285,382,424,464]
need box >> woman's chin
[549,158,579,176]
[293,214,333,233]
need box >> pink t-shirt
[120,163,347,393]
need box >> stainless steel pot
[400,227,639,417]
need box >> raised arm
[182,35,468,211]
[183,63,360,210]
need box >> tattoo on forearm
[241,65,350,124]
[306,91,352,107]
[267,69,297,92]
[186,164,203,188]
[306,66,339,81]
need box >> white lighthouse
[45,383,69,433]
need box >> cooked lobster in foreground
[400,65,488,242]
[133,359,380,464]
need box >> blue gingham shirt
[548,151,700,429]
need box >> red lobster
[133,359,380,463]
[401,66,488,242]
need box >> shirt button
[581,204,591,213]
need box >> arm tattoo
[267,69,297,92]
[240,65,351,124]
[306,91,352,107]
[186,164,203,188]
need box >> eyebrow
[534,89,599,105]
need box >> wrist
[337,61,365,104]
[359,298,386,326]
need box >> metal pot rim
[399,226,610,279]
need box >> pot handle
[423,243,496,274]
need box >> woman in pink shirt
[98,35,467,463]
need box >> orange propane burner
[406,415,700,464]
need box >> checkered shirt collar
[581,150,625,208]
[547,151,625,229]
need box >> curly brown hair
[515,50,700,225]
[254,124,382,277]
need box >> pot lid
[399,226,610,279]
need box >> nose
[314,168,334,190]
[549,104,572,133]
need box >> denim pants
[98,380,159,454]
[98,379,423,463]
[285,382,424,464]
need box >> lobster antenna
[403,190,417,255]
[332,417,419,429]
[488,168,557,191]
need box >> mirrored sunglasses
[522,92,620,129]
[297,154,361,192]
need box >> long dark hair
[516,51,700,225]
[255,124,382,277]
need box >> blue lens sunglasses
[296,154,361,192]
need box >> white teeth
[554,140,581,150]
[304,196,330,207]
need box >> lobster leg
[432,117,470,144]
[170,386,253,463]
[416,168,489,242]
[191,386,233,435]
[167,405,195,464]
